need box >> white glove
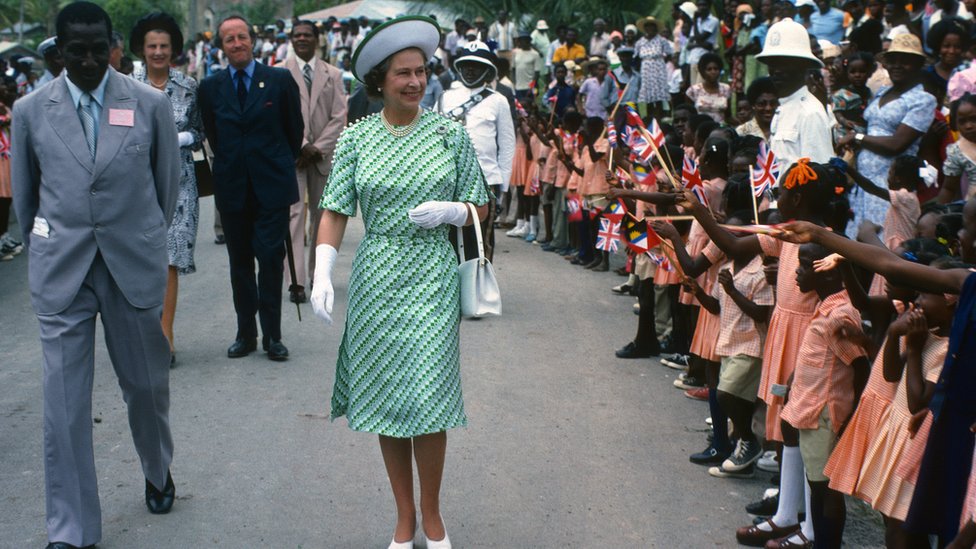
[407,201,468,229]
[310,244,338,325]
[177,131,194,148]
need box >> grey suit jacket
[276,57,348,176]
[12,69,181,315]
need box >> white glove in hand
[177,131,194,148]
[310,244,338,325]
[407,201,468,229]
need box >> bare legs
[379,431,448,543]
[161,266,178,354]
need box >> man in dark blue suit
[199,15,303,361]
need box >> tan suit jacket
[277,56,347,175]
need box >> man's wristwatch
[854,132,865,144]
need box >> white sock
[627,274,639,286]
[762,446,803,529]
[800,475,815,540]
[511,219,524,231]
[528,215,538,236]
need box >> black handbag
[193,148,214,198]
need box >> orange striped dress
[824,333,899,494]
[757,236,819,442]
[868,189,921,296]
[678,177,726,305]
[854,333,947,520]
[688,242,726,362]
[525,135,548,197]
[509,132,529,188]
[0,124,10,198]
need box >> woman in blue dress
[837,34,934,236]
[309,17,489,549]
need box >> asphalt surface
[0,200,884,548]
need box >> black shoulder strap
[445,88,495,122]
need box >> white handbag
[456,203,501,318]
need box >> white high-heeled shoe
[423,521,451,549]
[387,536,413,549]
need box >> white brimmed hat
[351,15,440,82]
[755,18,824,67]
[536,19,549,30]
[453,40,497,71]
[678,2,698,19]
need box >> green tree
[224,0,279,26]
[97,0,185,46]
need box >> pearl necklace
[381,109,421,138]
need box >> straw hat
[636,16,659,33]
[882,33,926,59]
[755,18,824,67]
[581,55,608,72]
[351,15,440,82]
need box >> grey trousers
[38,254,173,546]
[549,187,569,249]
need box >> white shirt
[440,84,516,192]
[769,85,833,171]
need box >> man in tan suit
[277,19,348,303]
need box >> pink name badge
[108,108,134,127]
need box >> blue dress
[905,272,976,540]
[850,84,934,236]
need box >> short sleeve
[901,90,936,133]
[319,128,358,216]
[702,241,724,264]
[686,84,700,102]
[452,125,490,205]
[757,233,783,258]
[827,311,869,365]
[943,143,964,177]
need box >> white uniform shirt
[440,84,516,192]
[769,85,833,171]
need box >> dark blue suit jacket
[199,62,303,212]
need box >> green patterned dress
[320,110,490,438]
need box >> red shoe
[684,387,709,401]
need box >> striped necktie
[78,92,96,160]
[303,63,313,93]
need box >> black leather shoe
[46,543,95,549]
[214,234,225,244]
[266,340,289,361]
[615,341,659,358]
[227,338,257,358]
[289,286,307,303]
[145,471,175,514]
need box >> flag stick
[639,126,681,191]
[602,80,631,169]
[644,215,695,221]
[750,169,760,226]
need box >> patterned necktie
[78,92,96,160]
[235,70,247,109]
[303,63,313,93]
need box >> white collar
[295,56,315,72]
[780,85,808,105]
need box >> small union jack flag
[647,251,674,272]
[528,176,540,195]
[646,118,665,149]
[605,199,627,223]
[566,194,583,222]
[607,120,618,149]
[615,167,634,184]
[596,218,621,252]
[752,140,780,195]
[628,128,654,164]
[682,157,708,208]
[514,98,528,117]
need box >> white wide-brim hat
[755,18,824,68]
[352,15,440,82]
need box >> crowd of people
[9,0,976,548]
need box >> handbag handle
[456,203,486,266]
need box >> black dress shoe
[615,341,660,358]
[289,286,307,304]
[266,340,289,361]
[46,543,95,549]
[145,471,175,514]
[227,338,257,358]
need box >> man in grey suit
[11,4,181,548]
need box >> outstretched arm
[681,192,763,261]
[780,221,970,294]
[653,221,713,278]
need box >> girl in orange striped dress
[505,119,531,239]
[854,283,953,548]
[823,238,949,496]
[528,118,552,243]
[519,117,546,243]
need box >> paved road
[1,201,883,548]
